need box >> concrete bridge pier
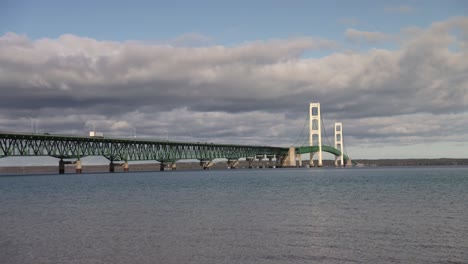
[309,152,323,167]
[59,159,75,174]
[246,157,255,168]
[200,160,213,170]
[75,160,82,174]
[123,162,129,172]
[227,159,239,169]
[59,159,65,174]
[296,154,302,167]
[275,155,284,168]
[267,155,275,168]
[109,161,115,173]
[256,155,265,168]
[345,159,352,167]
[170,163,177,170]
[281,147,296,168]
[158,161,176,171]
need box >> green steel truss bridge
[0,102,356,172]
[0,131,352,172]
[0,132,291,172]
[0,132,287,162]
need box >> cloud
[384,5,414,14]
[0,17,467,159]
[345,28,392,44]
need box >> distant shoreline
[354,158,468,167]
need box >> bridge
[0,102,354,173]
[296,146,352,162]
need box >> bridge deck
[1,132,353,165]
[0,132,288,162]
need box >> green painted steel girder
[295,145,352,162]
[0,132,289,162]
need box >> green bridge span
[295,145,353,163]
[0,132,352,172]
[0,132,288,162]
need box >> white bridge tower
[309,102,322,167]
[335,122,344,166]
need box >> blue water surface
[1,167,467,264]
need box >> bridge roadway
[0,132,351,173]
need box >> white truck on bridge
[89,131,104,138]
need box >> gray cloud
[0,17,467,158]
[345,28,393,44]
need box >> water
[1,167,467,264]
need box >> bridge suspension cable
[290,113,309,148]
[320,114,332,147]
[343,136,351,158]
[297,127,309,148]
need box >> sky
[0,0,467,160]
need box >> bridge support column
[256,155,265,168]
[246,157,255,168]
[296,154,302,167]
[276,155,284,168]
[310,102,323,167]
[227,159,239,169]
[159,161,176,171]
[200,161,213,170]
[334,156,339,167]
[59,159,65,174]
[281,147,296,168]
[123,162,129,172]
[75,160,82,174]
[109,161,115,173]
[309,153,315,167]
[345,158,352,167]
[267,155,275,168]
[335,122,344,167]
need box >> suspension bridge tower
[335,122,344,166]
[309,102,323,167]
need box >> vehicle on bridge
[89,131,104,138]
